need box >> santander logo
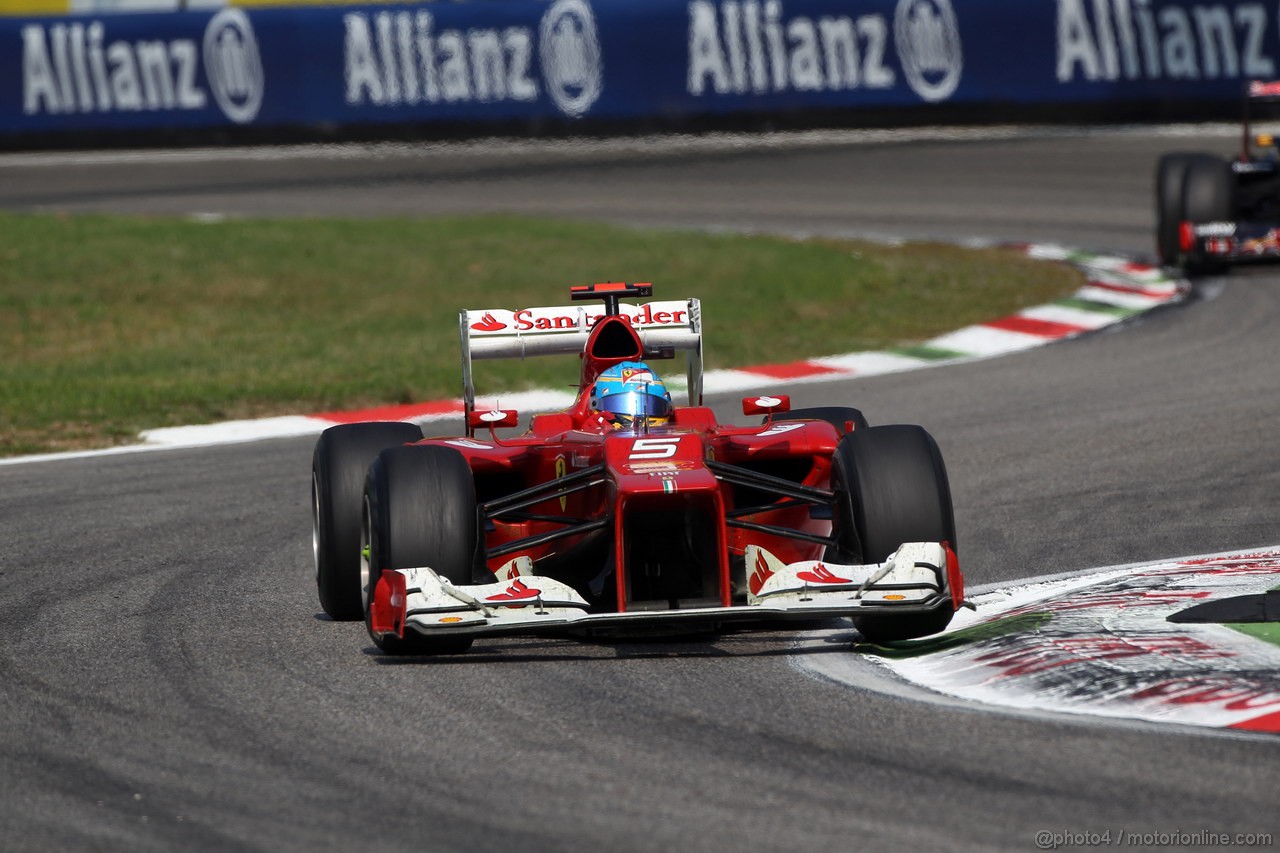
[748,549,773,596]
[486,578,541,602]
[467,302,689,335]
[470,313,507,332]
[797,564,851,585]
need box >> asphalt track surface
[2,128,1279,851]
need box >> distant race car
[1158,79,1280,273]
[311,283,964,655]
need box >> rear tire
[313,421,423,621]
[772,406,869,435]
[1181,156,1235,275]
[830,425,957,642]
[363,445,479,655]
[1155,153,1213,268]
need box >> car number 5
[630,437,681,459]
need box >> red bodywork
[414,307,841,614]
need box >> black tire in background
[1181,155,1236,275]
[772,405,870,435]
[312,421,424,621]
[363,444,480,655]
[830,424,957,642]
[1155,152,1215,268]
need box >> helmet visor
[598,390,671,420]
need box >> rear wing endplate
[459,297,703,424]
[1243,80,1280,157]
[1249,80,1280,99]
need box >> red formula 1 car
[311,284,964,655]
[1158,80,1280,273]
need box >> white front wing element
[745,542,949,606]
[392,566,592,632]
[379,543,952,639]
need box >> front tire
[312,421,423,620]
[363,445,480,655]
[773,406,869,435]
[830,425,957,642]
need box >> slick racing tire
[363,445,480,655]
[830,425,957,643]
[771,406,869,436]
[312,421,424,621]
[1156,152,1215,269]
[1181,155,1235,275]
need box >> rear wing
[459,296,703,422]
[1244,80,1280,157]
[1248,80,1280,99]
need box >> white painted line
[1019,303,1117,329]
[810,351,942,374]
[700,369,784,394]
[141,415,326,446]
[471,389,577,413]
[1074,285,1166,310]
[1024,244,1073,261]
[927,324,1054,356]
[0,442,197,467]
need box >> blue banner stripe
[0,0,1271,135]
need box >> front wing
[369,542,961,641]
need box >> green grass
[1228,622,1280,648]
[0,213,1082,456]
[1228,587,1280,649]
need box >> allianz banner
[3,0,1277,135]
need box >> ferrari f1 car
[1158,79,1280,272]
[311,283,964,655]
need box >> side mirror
[741,395,791,417]
[467,409,520,429]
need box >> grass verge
[1228,622,1280,649]
[0,213,1082,456]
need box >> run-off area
[798,549,1280,735]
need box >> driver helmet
[589,361,673,429]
